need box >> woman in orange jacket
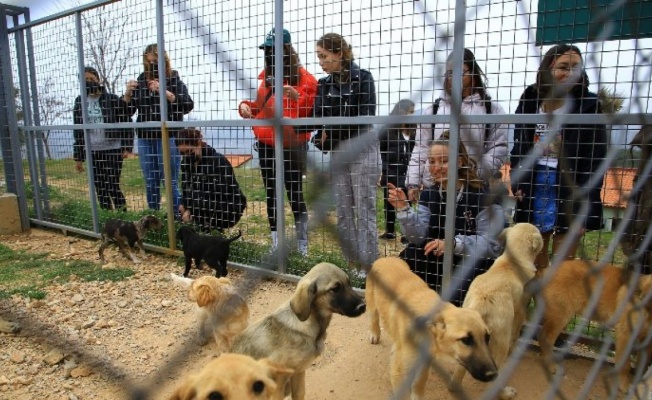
[238,28,317,255]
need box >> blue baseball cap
[259,28,291,49]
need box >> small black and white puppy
[98,215,163,263]
[177,225,242,277]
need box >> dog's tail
[170,273,193,288]
[227,230,242,244]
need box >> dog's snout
[484,369,498,382]
[356,302,366,314]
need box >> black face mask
[85,81,101,95]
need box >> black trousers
[91,148,126,211]
[399,245,493,307]
[257,142,308,239]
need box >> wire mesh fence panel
[1,0,652,399]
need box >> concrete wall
[0,193,25,234]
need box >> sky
[5,0,651,152]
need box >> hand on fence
[387,183,408,210]
[423,239,445,257]
[407,187,420,202]
[239,103,252,118]
[282,85,299,100]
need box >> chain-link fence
[1,0,652,398]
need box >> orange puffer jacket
[238,67,317,148]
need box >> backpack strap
[430,98,441,140]
[484,99,492,141]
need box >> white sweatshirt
[406,93,508,187]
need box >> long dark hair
[263,43,301,87]
[445,48,491,101]
[535,44,589,99]
[316,33,355,82]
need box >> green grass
[0,243,134,300]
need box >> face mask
[85,81,100,95]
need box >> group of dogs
[97,216,652,399]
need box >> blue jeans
[138,137,181,210]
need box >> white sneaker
[353,269,367,279]
[297,240,308,256]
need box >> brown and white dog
[171,273,249,351]
[366,257,497,400]
[230,262,366,400]
[449,223,543,399]
[98,215,162,263]
[168,353,294,400]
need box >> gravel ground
[0,228,635,400]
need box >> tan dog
[171,273,249,351]
[168,353,294,400]
[449,223,543,400]
[230,262,366,400]
[537,260,626,375]
[366,257,497,400]
[614,274,652,393]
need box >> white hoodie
[406,93,508,187]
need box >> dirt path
[0,228,612,399]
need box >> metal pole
[76,10,100,233]
[441,0,466,295]
[0,8,29,231]
[24,9,51,217]
[272,0,287,273]
[156,0,176,251]
[14,14,43,221]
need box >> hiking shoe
[379,232,396,240]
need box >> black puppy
[177,226,242,277]
[99,215,163,263]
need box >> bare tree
[81,6,135,94]
[38,77,66,159]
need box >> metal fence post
[0,6,29,231]
[156,0,177,251]
[76,10,101,234]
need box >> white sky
[6,0,651,141]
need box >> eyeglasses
[553,65,583,74]
[444,69,470,77]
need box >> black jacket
[379,127,415,188]
[180,145,247,231]
[73,90,134,162]
[312,62,376,152]
[510,84,607,232]
[124,70,194,139]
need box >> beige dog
[168,353,294,400]
[230,262,366,400]
[366,257,497,400]
[449,223,543,399]
[171,273,249,351]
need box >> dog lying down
[168,353,294,400]
[98,215,162,263]
[177,225,241,277]
[230,262,366,400]
[366,256,497,400]
[449,223,543,400]
[537,259,652,394]
[171,273,249,351]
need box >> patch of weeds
[0,243,133,299]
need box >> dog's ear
[167,379,196,400]
[498,226,510,246]
[530,231,544,254]
[194,282,218,307]
[259,358,295,388]
[290,279,317,321]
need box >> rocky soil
[0,228,629,400]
